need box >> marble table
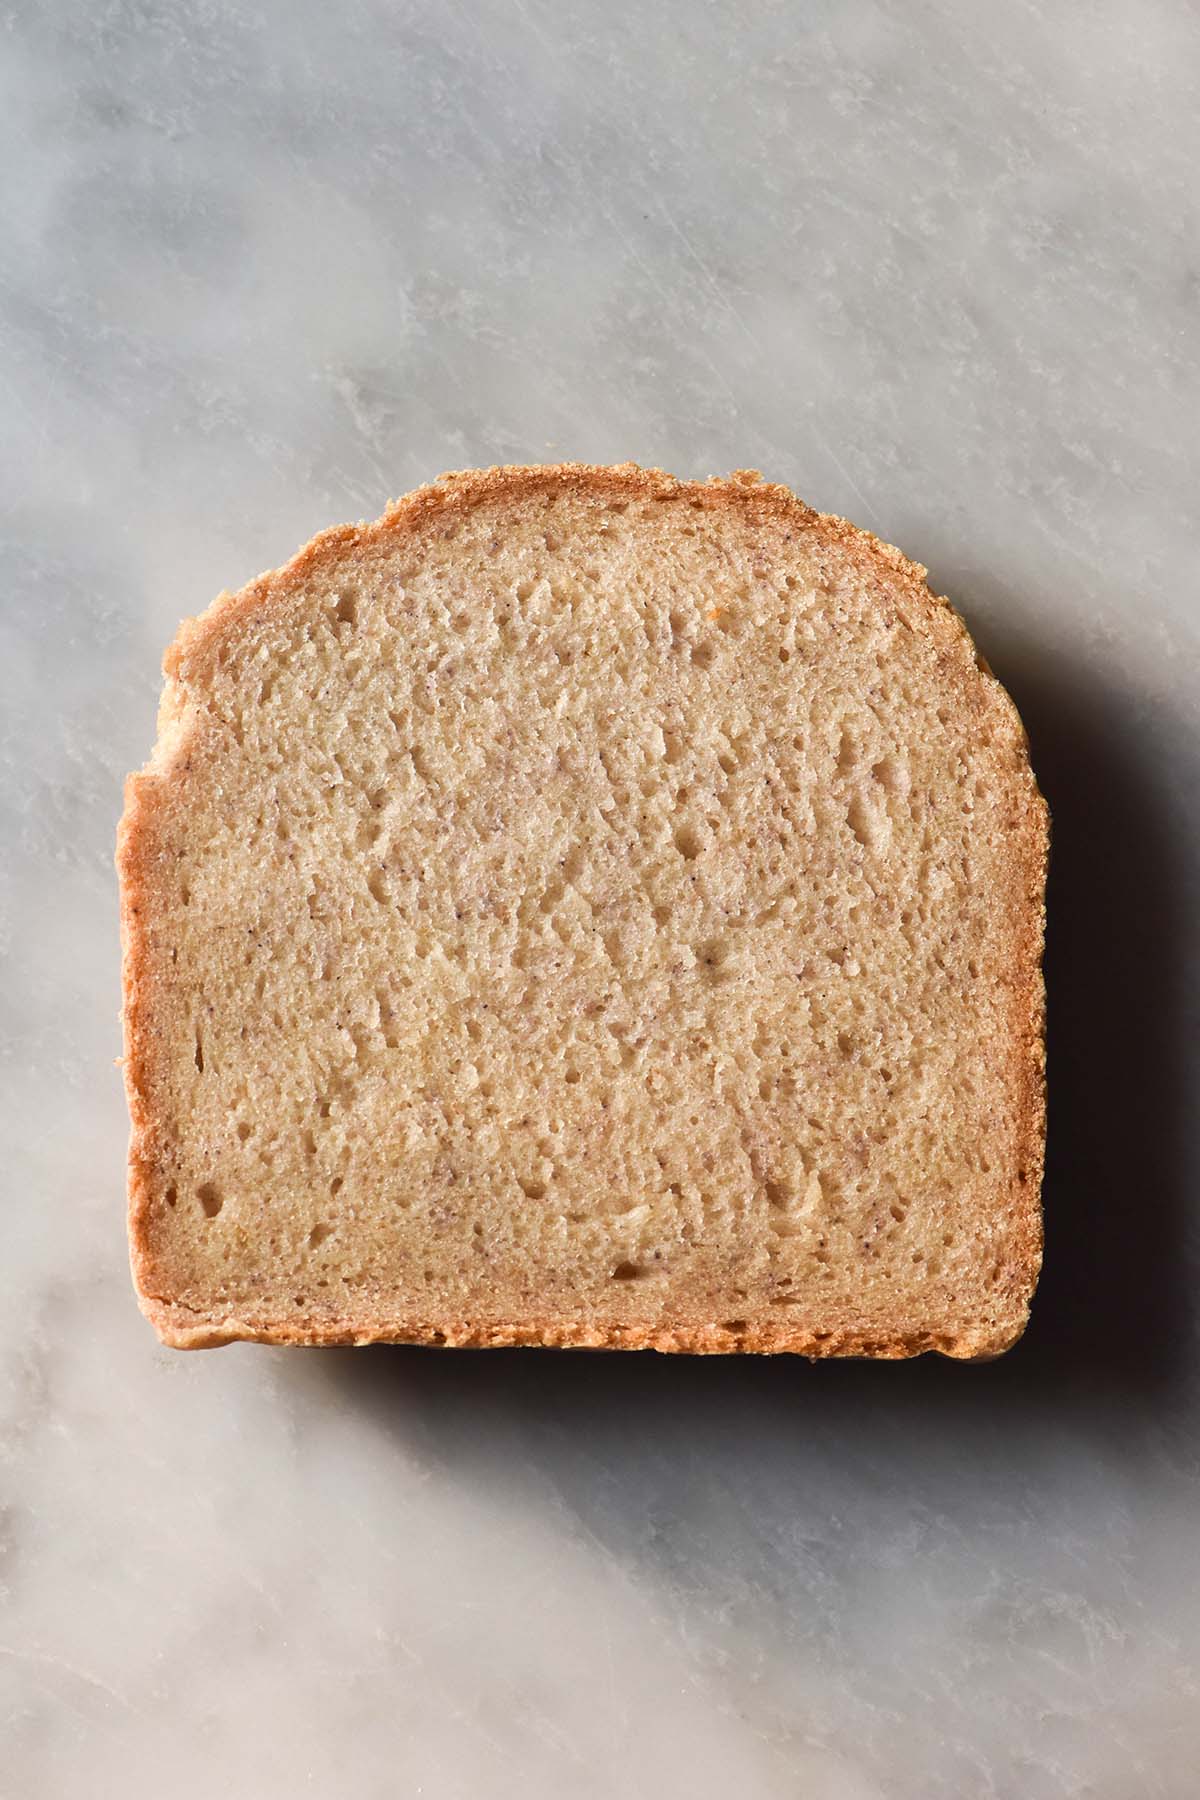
[4,3,1198,1794]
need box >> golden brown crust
[118,462,1047,1359]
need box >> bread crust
[118,463,1047,1358]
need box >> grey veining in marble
[3,2,1199,1795]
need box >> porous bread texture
[118,464,1047,1357]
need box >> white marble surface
[3,2,1199,1793]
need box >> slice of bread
[118,463,1046,1357]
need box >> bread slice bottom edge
[136,1287,1027,1360]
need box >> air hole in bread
[197,1182,222,1219]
